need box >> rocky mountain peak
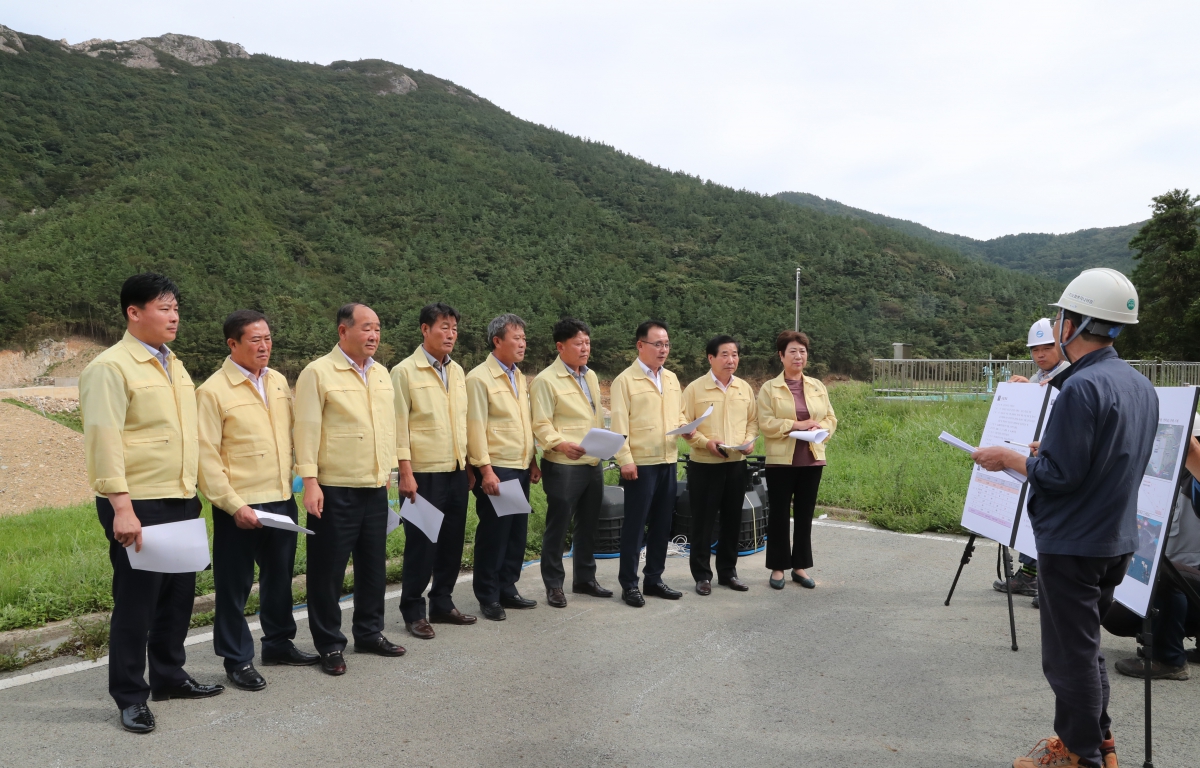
[0,24,26,55]
[62,33,250,69]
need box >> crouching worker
[198,310,319,692]
[972,269,1157,768]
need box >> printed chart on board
[958,383,1051,545]
[1012,386,1058,559]
[1115,386,1200,617]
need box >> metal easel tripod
[944,533,1020,651]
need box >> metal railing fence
[872,358,1200,399]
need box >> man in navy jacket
[974,269,1157,768]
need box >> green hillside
[0,27,1058,380]
[775,191,1142,283]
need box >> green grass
[816,382,987,532]
[2,398,84,433]
[0,387,987,632]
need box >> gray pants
[540,460,603,589]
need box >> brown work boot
[1013,737,1097,767]
[1099,730,1117,768]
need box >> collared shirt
[564,361,594,407]
[1029,359,1070,384]
[638,358,663,393]
[231,360,269,406]
[711,371,731,392]
[137,338,172,382]
[422,346,451,390]
[338,345,374,384]
[494,355,519,396]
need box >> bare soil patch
[0,402,92,516]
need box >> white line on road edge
[2,524,963,691]
[812,519,963,544]
[0,575,473,692]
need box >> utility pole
[794,267,802,331]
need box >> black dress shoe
[622,588,645,607]
[226,662,267,691]
[500,593,537,609]
[429,608,478,625]
[573,580,614,598]
[354,636,406,657]
[695,580,712,596]
[262,646,320,666]
[546,587,568,608]
[319,650,347,676]
[643,582,682,600]
[480,602,507,621]
[120,703,156,734]
[150,677,225,701]
[406,618,436,639]
[719,575,750,592]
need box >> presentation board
[957,382,1051,544]
[1011,386,1058,559]
[1114,386,1200,617]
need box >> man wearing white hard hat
[972,268,1158,768]
[996,319,1071,607]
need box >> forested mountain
[775,191,1142,283]
[0,25,1059,380]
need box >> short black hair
[553,317,591,344]
[419,302,461,328]
[705,335,740,358]
[635,320,668,343]
[120,273,179,322]
[223,309,269,343]
[336,303,367,328]
[1062,309,1117,344]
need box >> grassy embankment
[1,382,987,667]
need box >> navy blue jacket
[1025,346,1158,557]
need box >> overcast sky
[6,2,1197,239]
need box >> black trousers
[618,463,677,591]
[540,461,603,589]
[1103,561,1200,667]
[212,497,299,669]
[1037,552,1131,766]
[305,485,388,654]
[472,466,530,605]
[686,461,746,582]
[765,466,823,571]
[97,495,200,709]
[400,470,469,623]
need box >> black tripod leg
[1002,546,1018,652]
[945,534,977,606]
[1138,613,1155,768]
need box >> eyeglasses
[641,341,670,349]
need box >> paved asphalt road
[1,521,1195,767]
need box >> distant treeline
[0,31,1059,381]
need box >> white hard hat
[1051,268,1139,325]
[1027,318,1054,347]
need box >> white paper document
[719,438,756,452]
[667,405,714,436]
[386,505,402,535]
[488,479,533,517]
[788,429,830,444]
[126,518,211,574]
[399,493,445,543]
[579,428,627,460]
[253,509,314,535]
[938,431,1027,484]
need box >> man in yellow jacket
[466,314,541,621]
[197,310,319,692]
[682,335,758,595]
[80,273,224,734]
[531,318,614,608]
[393,303,477,639]
[294,303,405,676]
[611,320,693,607]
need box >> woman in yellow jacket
[756,330,837,590]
